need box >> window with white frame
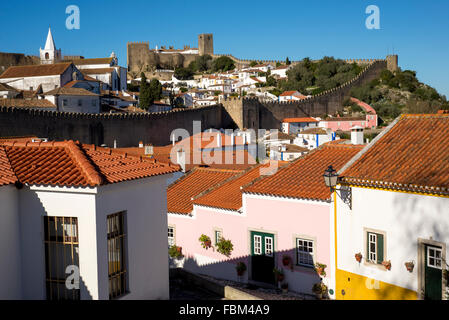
[296,238,314,266]
[254,235,262,255]
[215,230,222,244]
[168,226,175,247]
[427,247,442,269]
[367,231,384,264]
[265,237,273,257]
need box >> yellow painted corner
[336,269,418,300]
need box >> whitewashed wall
[337,186,449,294]
[95,175,172,300]
[0,185,22,299]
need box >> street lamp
[323,165,338,192]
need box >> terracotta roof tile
[167,167,240,214]
[0,63,72,78]
[341,114,449,195]
[82,68,115,75]
[44,87,98,96]
[0,98,56,108]
[283,117,319,123]
[0,146,16,186]
[244,144,363,201]
[0,140,178,187]
[194,164,270,211]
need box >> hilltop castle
[127,33,213,77]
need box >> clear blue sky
[1,0,448,96]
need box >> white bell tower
[39,27,62,64]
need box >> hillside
[347,69,448,123]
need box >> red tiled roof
[0,146,16,186]
[341,114,449,195]
[0,140,178,187]
[82,68,115,75]
[350,97,376,114]
[279,91,302,97]
[0,98,56,108]
[115,145,256,171]
[167,167,241,214]
[0,63,72,78]
[193,164,271,211]
[282,117,318,123]
[243,144,363,201]
[44,87,98,96]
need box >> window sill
[363,261,388,271]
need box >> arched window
[45,52,49,60]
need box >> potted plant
[199,234,212,249]
[273,267,284,282]
[382,260,392,271]
[315,262,327,277]
[216,238,234,257]
[236,262,247,276]
[405,261,414,272]
[281,282,288,294]
[312,282,327,299]
[355,252,362,263]
[282,255,292,267]
[168,245,183,259]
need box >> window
[78,100,82,107]
[62,99,68,107]
[265,237,273,257]
[30,86,33,91]
[168,226,175,247]
[107,212,128,299]
[215,230,222,245]
[254,235,262,255]
[296,238,314,266]
[367,232,384,264]
[427,247,442,269]
[44,216,80,300]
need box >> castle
[127,33,213,78]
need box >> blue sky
[1,0,448,96]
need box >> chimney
[113,139,117,149]
[138,141,144,148]
[351,126,364,145]
[176,149,186,172]
[217,133,222,147]
[144,144,153,156]
[171,133,176,146]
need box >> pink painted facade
[167,194,334,296]
[319,114,377,131]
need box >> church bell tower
[40,27,62,64]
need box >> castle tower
[386,55,398,72]
[39,27,62,64]
[198,33,214,56]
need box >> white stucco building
[0,140,179,300]
[335,114,449,300]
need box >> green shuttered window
[367,232,384,264]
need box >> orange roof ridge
[192,167,251,201]
[401,113,449,118]
[65,141,103,186]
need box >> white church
[40,27,62,64]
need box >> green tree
[174,67,194,80]
[148,78,163,104]
[139,72,151,110]
[212,56,235,72]
[250,61,258,67]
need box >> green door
[424,245,442,300]
[251,231,275,284]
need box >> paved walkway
[198,274,317,300]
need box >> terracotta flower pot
[405,262,414,272]
[382,261,391,270]
[237,270,244,276]
[277,274,285,282]
[282,257,291,266]
[355,253,362,263]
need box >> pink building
[319,114,377,131]
[319,98,378,131]
[167,143,363,297]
